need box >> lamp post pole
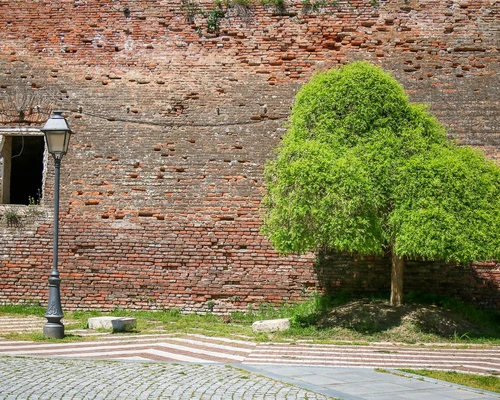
[44,155,64,338]
[41,111,73,339]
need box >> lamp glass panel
[45,131,70,154]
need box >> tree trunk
[390,251,405,306]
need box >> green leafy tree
[262,61,500,305]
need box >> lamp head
[41,111,73,159]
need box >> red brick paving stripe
[0,335,255,363]
[0,337,254,355]
[1,334,498,375]
[245,343,500,375]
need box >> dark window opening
[9,136,45,205]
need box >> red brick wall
[316,253,500,309]
[0,0,498,311]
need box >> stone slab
[252,318,290,333]
[87,316,136,332]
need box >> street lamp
[41,110,73,339]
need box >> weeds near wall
[180,0,201,24]
[180,0,225,34]
[180,0,252,35]
[206,300,216,312]
[25,190,44,217]
[25,206,44,218]
[206,7,226,32]
[225,0,251,7]
[261,0,287,15]
[180,0,383,36]
[301,0,330,14]
[3,208,22,227]
[1,194,45,228]
[225,0,253,20]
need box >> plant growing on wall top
[180,0,226,34]
[262,61,500,306]
[302,0,330,14]
[225,0,253,20]
[206,6,226,32]
[180,0,201,24]
[225,0,251,6]
[261,0,287,15]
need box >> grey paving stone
[240,365,499,400]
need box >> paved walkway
[0,317,498,399]
[0,356,498,399]
[1,332,498,375]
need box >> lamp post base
[45,273,64,339]
[43,322,64,339]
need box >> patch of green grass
[70,308,255,338]
[0,303,45,317]
[399,369,500,393]
[1,293,499,345]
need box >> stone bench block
[252,318,290,333]
[88,316,136,332]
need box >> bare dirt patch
[317,299,486,337]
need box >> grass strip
[1,292,499,345]
[400,369,500,393]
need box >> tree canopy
[262,61,500,305]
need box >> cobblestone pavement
[0,356,331,400]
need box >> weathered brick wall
[0,0,498,311]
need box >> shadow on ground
[296,299,500,338]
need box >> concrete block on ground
[88,316,136,332]
[252,318,290,333]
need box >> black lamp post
[41,111,73,339]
